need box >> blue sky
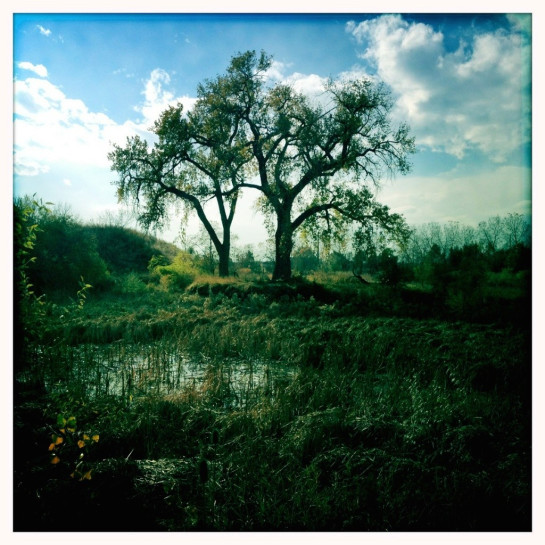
[12,11,532,248]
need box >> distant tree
[233,245,261,273]
[351,219,410,279]
[446,243,488,314]
[443,221,477,252]
[183,223,221,275]
[95,207,137,229]
[503,212,529,248]
[506,243,531,272]
[375,248,406,285]
[292,246,320,275]
[478,215,505,253]
[326,250,352,272]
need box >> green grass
[14,278,531,531]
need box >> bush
[150,252,203,292]
[118,272,149,295]
[15,198,110,297]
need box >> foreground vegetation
[13,199,531,531]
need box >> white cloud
[13,67,200,181]
[263,62,332,110]
[36,25,51,37]
[378,165,531,226]
[18,61,48,78]
[285,72,329,107]
[507,14,532,36]
[347,15,531,163]
[14,76,123,176]
[135,68,197,129]
[264,60,291,82]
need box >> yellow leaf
[77,440,85,448]
[55,436,64,446]
[50,455,60,465]
[83,470,92,480]
[83,434,90,441]
[92,434,100,443]
[59,429,65,434]
[67,427,76,433]
[48,443,56,451]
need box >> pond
[25,341,297,409]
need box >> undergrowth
[14,282,531,531]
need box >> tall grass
[14,284,530,531]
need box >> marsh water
[24,342,296,409]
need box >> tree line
[15,193,530,299]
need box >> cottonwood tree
[209,50,415,280]
[108,74,253,277]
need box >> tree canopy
[109,50,416,280]
[108,69,253,276]
[200,51,415,279]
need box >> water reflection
[36,342,296,408]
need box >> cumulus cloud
[135,68,197,129]
[14,75,127,176]
[264,60,331,109]
[264,60,290,82]
[346,14,531,163]
[13,67,200,179]
[285,72,329,107]
[18,61,48,78]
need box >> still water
[33,342,296,408]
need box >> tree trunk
[273,212,293,281]
[217,238,230,277]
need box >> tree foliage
[108,68,254,276]
[204,50,415,279]
[14,197,109,298]
[109,49,415,280]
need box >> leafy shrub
[118,272,149,294]
[150,252,203,292]
[18,201,110,296]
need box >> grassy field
[13,278,531,531]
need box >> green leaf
[57,414,67,427]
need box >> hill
[85,224,180,276]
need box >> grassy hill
[23,213,181,298]
[85,224,180,276]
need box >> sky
[12,10,533,250]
